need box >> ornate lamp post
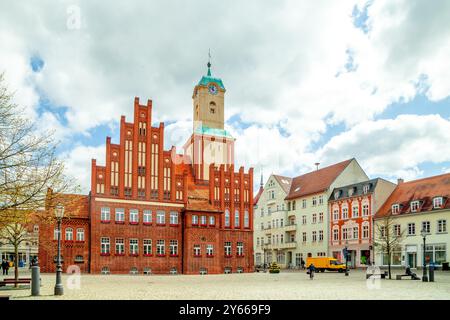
[344,241,349,276]
[54,204,65,295]
[421,227,428,282]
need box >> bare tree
[0,73,79,285]
[374,214,405,279]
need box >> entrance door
[407,253,416,268]
[287,252,292,265]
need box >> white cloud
[1,0,450,191]
[59,144,106,193]
[316,114,450,180]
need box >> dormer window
[433,197,443,209]
[410,200,420,212]
[363,184,370,194]
[348,188,354,197]
[334,190,341,199]
[392,204,400,214]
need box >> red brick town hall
[38,63,255,275]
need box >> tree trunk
[14,244,19,287]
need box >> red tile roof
[375,173,450,219]
[253,186,264,205]
[285,159,353,200]
[272,175,292,194]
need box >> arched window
[65,228,73,241]
[76,228,85,241]
[244,210,249,228]
[53,228,60,240]
[225,209,230,227]
[209,101,216,114]
[234,210,240,227]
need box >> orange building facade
[39,64,254,274]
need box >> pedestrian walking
[5,260,10,275]
[1,259,7,275]
[307,263,315,280]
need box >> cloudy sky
[1,0,450,193]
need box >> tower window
[209,101,216,114]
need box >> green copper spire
[197,49,225,90]
[207,49,212,76]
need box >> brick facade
[39,68,254,274]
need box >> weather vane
[207,49,212,76]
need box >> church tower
[192,60,225,131]
[184,59,235,181]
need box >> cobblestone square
[5,270,450,300]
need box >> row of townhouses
[253,159,450,269]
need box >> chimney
[315,162,320,171]
[397,178,404,185]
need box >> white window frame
[170,240,178,256]
[224,241,232,256]
[101,207,110,221]
[115,208,125,222]
[143,210,152,224]
[410,201,420,212]
[206,244,214,256]
[129,209,139,223]
[237,242,244,256]
[433,197,443,209]
[156,240,165,255]
[156,211,165,225]
[170,211,179,225]
[76,228,84,241]
[65,228,73,241]
[101,237,110,254]
[115,238,124,255]
[392,204,400,214]
[129,239,138,255]
[408,223,416,236]
[437,219,447,233]
[143,239,152,255]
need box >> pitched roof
[253,186,264,205]
[329,178,381,201]
[50,193,90,219]
[375,173,450,219]
[285,159,353,200]
[272,175,292,194]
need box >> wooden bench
[0,278,32,287]
[366,271,388,279]
[396,274,420,280]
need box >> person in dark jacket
[307,263,315,279]
[1,259,6,275]
[301,258,305,270]
[2,259,9,275]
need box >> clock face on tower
[208,84,218,95]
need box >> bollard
[31,266,40,296]
[429,264,435,282]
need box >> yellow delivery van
[305,257,347,272]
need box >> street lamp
[54,204,65,295]
[421,227,428,282]
[344,241,349,276]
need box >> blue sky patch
[352,1,373,34]
[30,55,44,72]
